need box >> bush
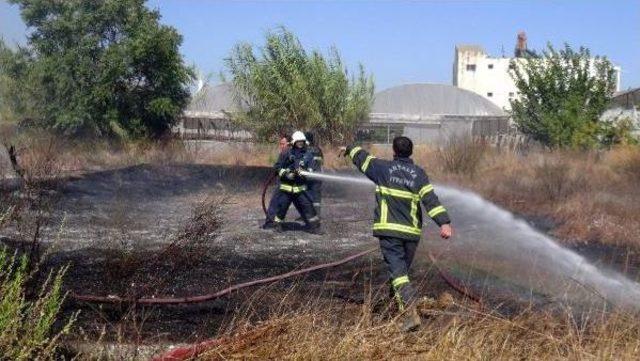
[533,158,587,200]
[225,26,374,143]
[509,44,617,149]
[437,136,487,177]
[0,247,76,360]
[609,145,640,184]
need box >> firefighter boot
[261,220,276,230]
[398,303,421,332]
[307,220,324,235]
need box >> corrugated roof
[372,83,506,117]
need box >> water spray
[299,170,374,187]
[300,170,640,311]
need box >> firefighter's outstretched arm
[342,144,381,183]
[417,171,453,239]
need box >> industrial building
[601,87,640,136]
[453,32,622,110]
[177,82,512,143]
[175,82,250,140]
[360,83,511,144]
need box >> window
[488,64,494,69]
[487,92,493,97]
[466,64,476,71]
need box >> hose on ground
[72,171,483,361]
[260,171,483,306]
[72,247,377,305]
[70,173,482,306]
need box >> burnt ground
[2,163,639,349]
[1,164,464,346]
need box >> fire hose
[150,175,483,361]
[70,170,481,360]
[259,172,482,304]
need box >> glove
[294,168,306,180]
[285,170,296,180]
[338,146,347,157]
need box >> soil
[1,163,638,350]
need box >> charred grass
[4,132,640,359]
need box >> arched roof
[187,82,245,113]
[372,83,505,117]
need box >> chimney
[515,31,527,57]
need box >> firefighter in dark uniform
[304,132,323,218]
[263,134,291,229]
[342,136,453,331]
[270,131,321,233]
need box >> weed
[0,247,76,360]
[436,136,488,177]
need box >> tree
[224,27,374,143]
[0,0,194,139]
[509,44,618,148]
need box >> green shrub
[225,26,374,143]
[0,247,75,360]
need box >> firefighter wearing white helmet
[290,130,307,145]
[262,130,321,234]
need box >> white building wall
[453,46,622,111]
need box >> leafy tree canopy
[0,0,194,139]
[509,44,619,148]
[224,27,374,143]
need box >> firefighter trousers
[274,190,319,225]
[266,183,305,223]
[378,236,419,310]
[307,181,322,217]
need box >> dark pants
[379,236,419,310]
[274,190,318,226]
[265,187,280,223]
[266,183,307,223]
[307,181,322,217]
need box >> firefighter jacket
[306,145,323,172]
[346,144,451,241]
[274,147,316,194]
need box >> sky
[1,0,639,90]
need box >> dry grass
[4,131,640,359]
[1,130,195,180]
[4,131,639,248]
[5,131,637,248]
[198,287,640,361]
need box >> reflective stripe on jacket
[274,147,316,194]
[346,145,451,241]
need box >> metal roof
[372,83,506,117]
[187,82,245,113]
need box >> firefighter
[269,131,321,233]
[303,131,323,218]
[341,136,453,332]
[263,134,292,229]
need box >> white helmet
[290,131,307,145]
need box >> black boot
[307,221,324,235]
[261,220,276,229]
